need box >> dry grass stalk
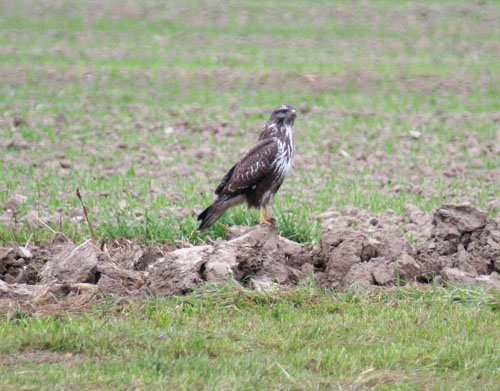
[76,187,96,243]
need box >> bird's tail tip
[197,196,233,231]
[197,217,210,231]
[197,207,208,223]
[197,204,218,231]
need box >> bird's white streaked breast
[273,124,295,178]
[285,124,294,155]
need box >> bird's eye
[280,109,288,114]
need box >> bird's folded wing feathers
[215,163,237,195]
[217,138,278,196]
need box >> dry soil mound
[1,204,499,303]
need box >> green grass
[1,0,500,245]
[1,284,499,391]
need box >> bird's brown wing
[216,138,278,197]
[258,121,275,141]
[215,163,237,195]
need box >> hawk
[198,104,297,231]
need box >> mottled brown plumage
[198,104,297,231]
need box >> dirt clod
[145,226,313,296]
[416,205,500,286]
[318,226,413,289]
[13,116,26,127]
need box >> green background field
[1,1,500,390]
[1,0,499,245]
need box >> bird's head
[270,104,297,126]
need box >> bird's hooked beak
[284,108,297,125]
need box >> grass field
[1,1,500,390]
[1,285,500,391]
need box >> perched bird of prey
[198,104,297,231]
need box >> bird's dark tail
[198,195,243,231]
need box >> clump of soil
[317,204,500,290]
[318,227,419,289]
[415,204,500,288]
[144,225,313,295]
[1,204,499,304]
[1,226,314,301]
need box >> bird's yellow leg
[259,205,276,227]
[258,207,268,225]
[264,205,271,220]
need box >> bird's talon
[259,217,276,228]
